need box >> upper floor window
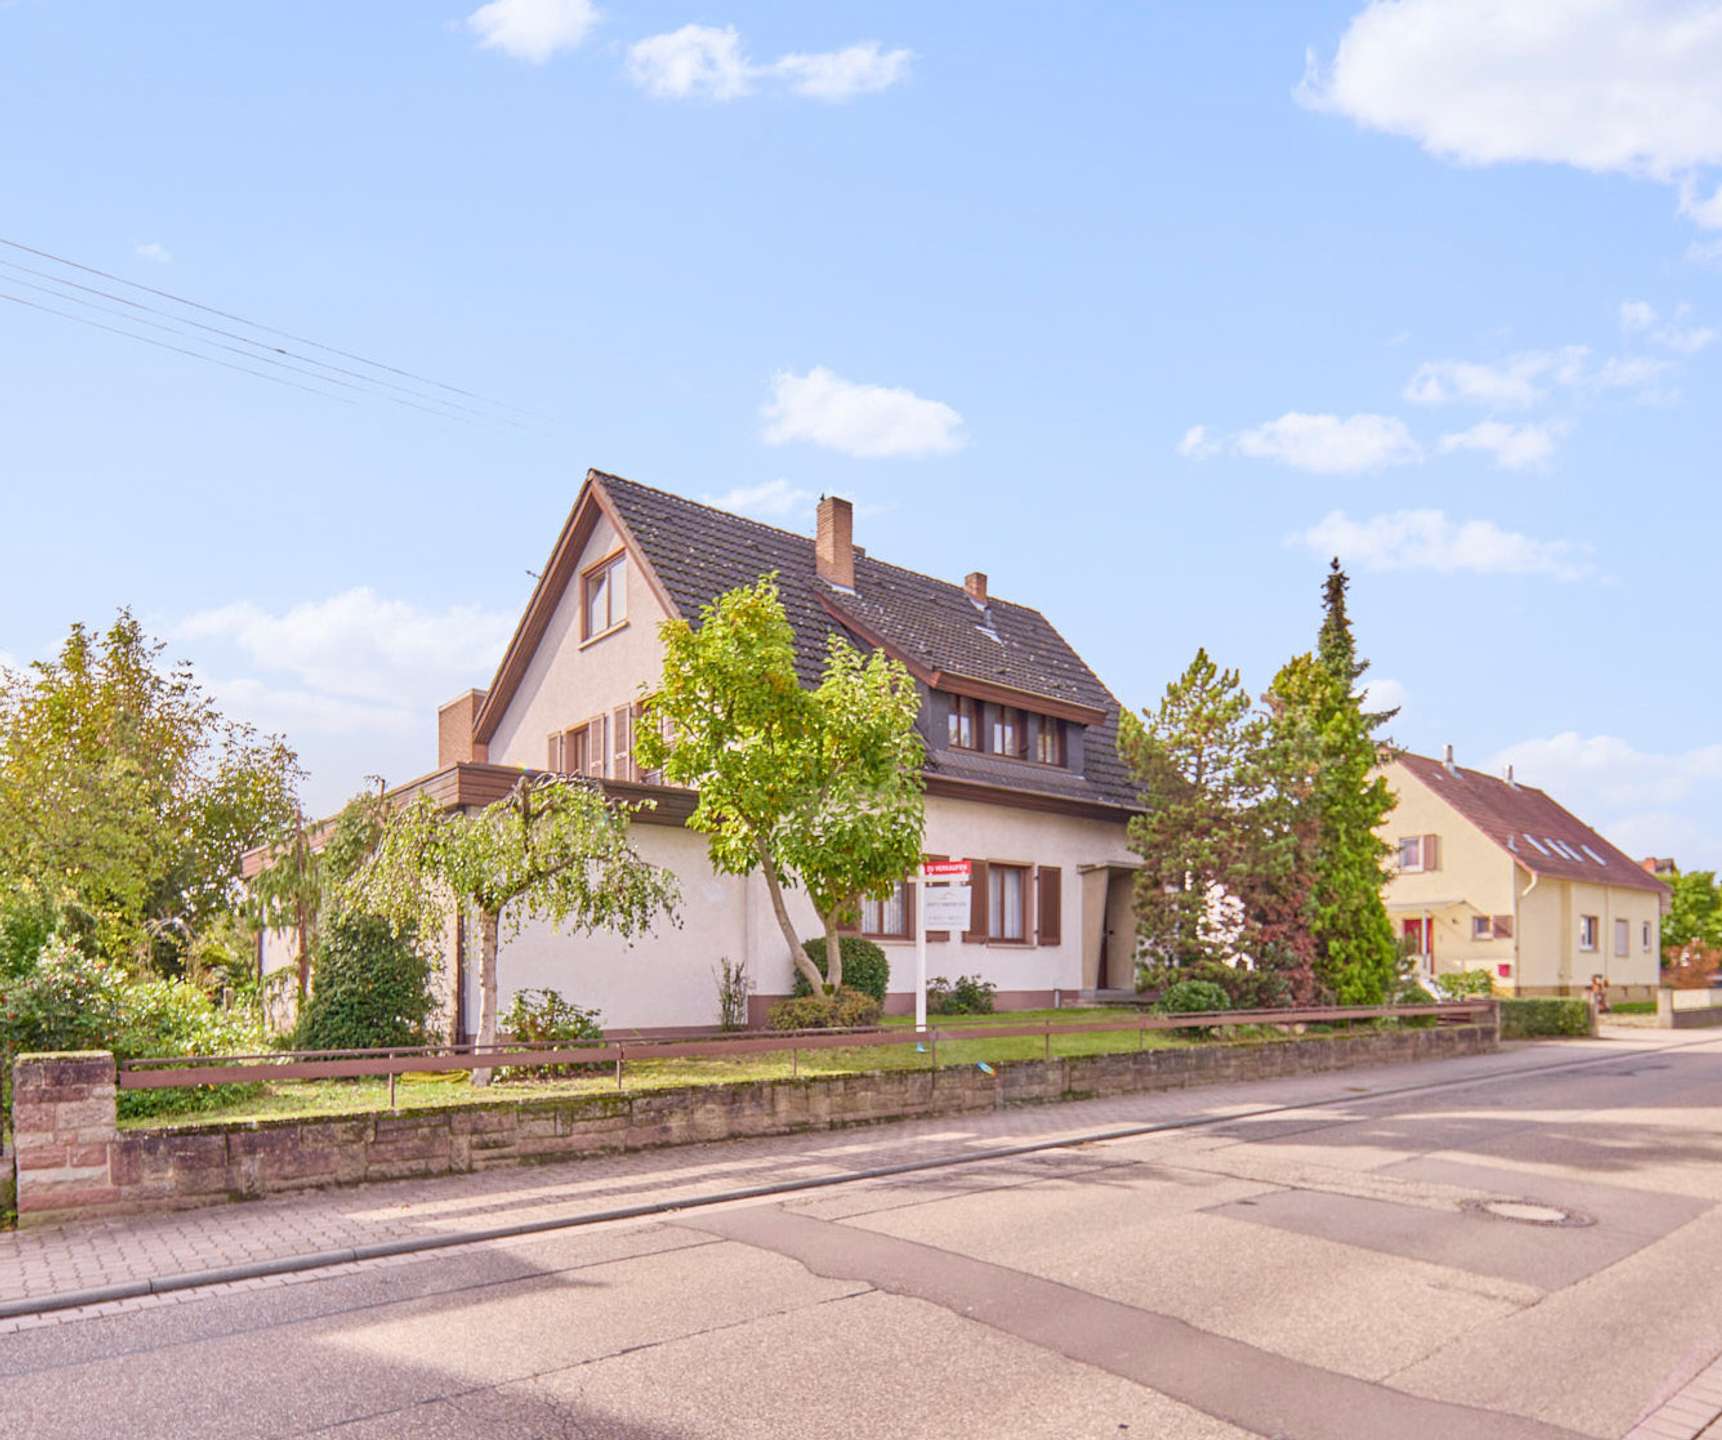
[1035,719,1065,766]
[1397,836,1424,872]
[582,552,628,641]
[1579,914,1599,952]
[1613,918,1629,958]
[992,706,1027,758]
[948,696,980,750]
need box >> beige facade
[1378,757,1663,1000]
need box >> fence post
[615,1043,624,1091]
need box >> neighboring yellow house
[1378,748,1669,1001]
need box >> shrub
[1435,968,1495,999]
[926,974,996,1015]
[1184,960,1292,1011]
[498,987,605,1079]
[292,913,437,1053]
[1500,997,1592,1039]
[714,956,750,1031]
[1157,979,1232,1015]
[792,936,890,1004]
[1393,979,1439,1028]
[767,987,882,1031]
[0,934,125,1056]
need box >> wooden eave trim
[815,591,1108,725]
[924,773,1139,823]
[472,471,682,746]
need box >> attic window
[1580,844,1608,866]
[1547,838,1582,862]
[1522,834,1550,855]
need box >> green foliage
[926,974,997,1015]
[1393,978,1439,1028]
[0,611,301,972]
[1157,979,1232,1015]
[290,913,437,1053]
[498,987,605,1078]
[0,885,59,980]
[636,576,925,995]
[792,936,890,1004]
[1663,868,1722,956]
[1436,968,1495,998]
[766,987,882,1031]
[0,934,125,1056]
[1500,997,1593,1039]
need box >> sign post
[917,861,972,1032]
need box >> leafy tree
[1266,562,1399,1004]
[0,612,300,971]
[346,773,679,1084]
[1663,867,1722,958]
[635,576,925,997]
[1119,650,1265,966]
[292,912,437,1052]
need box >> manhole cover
[1463,1198,1594,1228]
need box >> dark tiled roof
[1397,752,1669,895]
[596,471,1137,810]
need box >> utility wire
[0,235,529,417]
[0,255,493,422]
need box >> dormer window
[582,551,628,642]
[992,706,1027,758]
[1036,720,1065,767]
[948,696,980,750]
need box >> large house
[1379,748,1668,1002]
[269,470,1144,1036]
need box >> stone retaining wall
[12,1023,1495,1227]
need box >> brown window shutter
[902,876,916,939]
[547,732,562,771]
[963,860,990,942]
[1491,914,1514,939]
[1038,866,1062,946]
[1021,865,1036,947]
[1423,834,1440,871]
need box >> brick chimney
[815,495,854,589]
[438,689,489,768]
[965,572,988,604]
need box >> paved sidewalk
[0,1032,1682,1333]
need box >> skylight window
[1522,834,1550,855]
[1546,838,1578,860]
[1580,844,1608,866]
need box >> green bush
[792,936,890,1004]
[767,987,882,1031]
[1157,979,1232,1015]
[1184,960,1291,1011]
[498,987,605,1078]
[1500,997,1592,1039]
[1393,979,1439,1028]
[292,913,437,1053]
[1435,968,1495,999]
[927,974,996,1015]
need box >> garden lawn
[121,1006,1327,1131]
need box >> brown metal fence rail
[117,1000,1496,1104]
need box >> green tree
[1267,562,1399,1004]
[635,576,926,997]
[1119,650,1264,966]
[247,806,322,1004]
[346,773,679,1085]
[1663,867,1722,958]
[0,612,301,971]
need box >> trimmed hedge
[767,987,882,1031]
[1500,997,1593,1039]
[792,936,890,1004]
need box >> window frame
[580,549,629,643]
[1613,917,1630,958]
[988,862,1031,944]
[1397,835,1424,872]
[947,695,981,751]
[858,879,913,941]
[991,705,1027,759]
[1472,915,1493,941]
[1579,914,1599,952]
[1034,718,1066,767]
[1642,920,1652,954]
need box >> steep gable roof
[1396,751,1669,896]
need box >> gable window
[948,696,980,751]
[1579,914,1599,952]
[1035,719,1065,766]
[989,864,1028,942]
[992,706,1027,758]
[582,551,628,641]
[859,880,911,940]
[1472,916,1493,941]
[1614,918,1629,958]
[1397,836,1424,872]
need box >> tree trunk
[472,908,500,1088]
[823,918,844,992]
[295,899,310,1003]
[759,840,826,994]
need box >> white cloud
[1620,300,1657,334]
[134,242,172,265]
[761,367,964,459]
[1438,419,1567,471]
[1232,412,1421,475]
[1361,677,1408,716]
[1176,424,1221,459]
[1300,0,1722,228]
[466,0,599,63]
[772,41,912,101]
[176,588,514,706]
[701,478,818,520]
[627,25,910,102]
[1290,509,1594,581]
[1489,732,1722,867]
[1618,299,1717,353]
[1405,348,1588,409]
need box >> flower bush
[926,974,996,1015]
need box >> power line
[0,255,493,422]
[0,235,530,417]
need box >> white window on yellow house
[1472,916,1493,941]
[1614,918,1630,958]
[1642,920,1652,953]
[1579,915,1599,952]
[1397,836,1423,872]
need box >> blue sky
[2,1,1719,865]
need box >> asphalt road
[2,1029,1719,1440]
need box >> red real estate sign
[921,860,971,878]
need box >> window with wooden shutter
[584,716,608,779]
[1491,914,1514,939]
[1423,834,1440,871]
[1037,866,1062,945]
[988,864,1031,943]
[546,731,563,771]
[963,860,989,942]
[612,706,632,782]
[566,726,588,777]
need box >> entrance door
[1402,918,1430,958]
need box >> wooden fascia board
[924,773,1138,823]
[815,591,1108,725]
